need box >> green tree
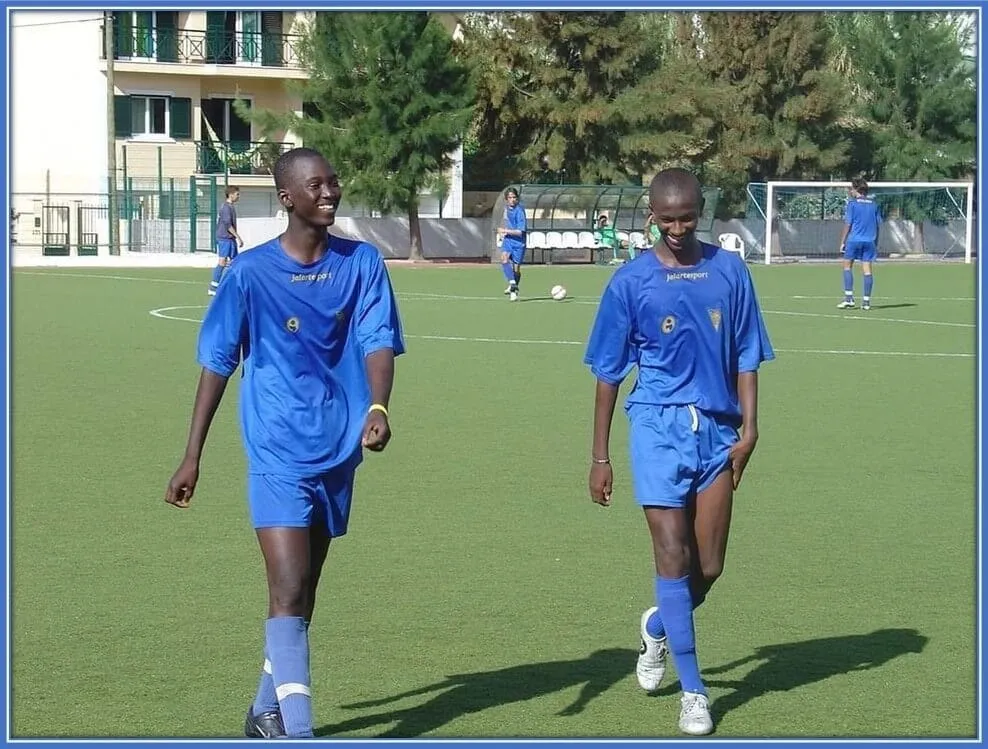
[689,12,851,215]
[465,12,717,186]
[828,11,975,181]
[243,12,475,260]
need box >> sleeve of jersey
[196,269,247,377]
[356,250,406,358]
[511,208,527,232]
[734,265,776,373]
[844,201,853,225]
[583,279,636,385]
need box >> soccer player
[583,168,774,736]
[497,187,526,301]
[165,147,405,739]
[837,177,883,311]
[209,185,244,296]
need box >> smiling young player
[584,168,774,735]
[165,147,405,739]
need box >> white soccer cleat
[636,607,668,692]
[509,290,518,302]
[836,299,855,309]
[504,285,512,295]
[679,691,714,736]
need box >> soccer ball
[550,284,568,301]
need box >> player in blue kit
[165,148,405,739]
[837,178,883,311]
[497,187,527,301]
[584,169,774,736]
[210,185,243,296]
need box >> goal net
[745,181,975,264]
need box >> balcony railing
[104,26,303,69]
[196,141,294,176]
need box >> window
[114,95,192,139]
[131,96,168,136]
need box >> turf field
[11,260,978,738]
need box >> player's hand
[362,410,391,452]
[165,457,200,509]
[729,435,758,490]
[237,237,244,247]
[589,461,613,507]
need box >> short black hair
[851,177,869,195]
[649,167,703,205]
[274,147,329,191]
[504,187,519,199]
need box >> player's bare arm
[362,348,395,452]
[839,223,850,250]
[165,368,230,508]
[589,379,620,506]
[729,371,759,490]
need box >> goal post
[750,181,975,265]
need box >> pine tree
[244,12,475,260]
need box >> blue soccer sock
[501,262,515,284]
[863,273,874,302]
[842,269,854,299]
[266,616,313,737]
[645,576,666,639]
[210,263,224,287]
[657,575,706,696]
[252,647,279,715]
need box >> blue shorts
[628,403,739,508]
[248,465,357,537]
[843,241,877,262]
[217,237,238,261]
[503,243,525,265]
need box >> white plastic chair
[718,232,746,259]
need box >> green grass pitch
[11,261,977,738]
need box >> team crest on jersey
[707,308,722,331]
[661,315,676,334]
[286,316,300,333]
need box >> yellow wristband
[368,403,389,418]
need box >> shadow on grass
[315,647,635,738]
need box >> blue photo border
[2,1,983,747]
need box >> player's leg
[689,470,734,607]
[631,406,712,735]
[500,251,515,294]
[509,248,524,301]
[249,474,319,738]
[861,253,875,310]
[689,413,740,606]
[305,461,356,622]
[211,240,232,295]
[838,250,856,308]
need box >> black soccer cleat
[244,706,286,739]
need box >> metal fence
[13,176,224,256]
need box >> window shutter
[170,97,192,139]
[114,95,132,138]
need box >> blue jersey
[844,197,882,243]
[217,202,237,239]
[502,204,527,253]
[197,234,406,476]
[584,243,774,421]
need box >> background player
[209,185,244,296]
[165,148,405,739]
[497,187,527,301]
[837,177,883,311]
[583,168,774,736]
